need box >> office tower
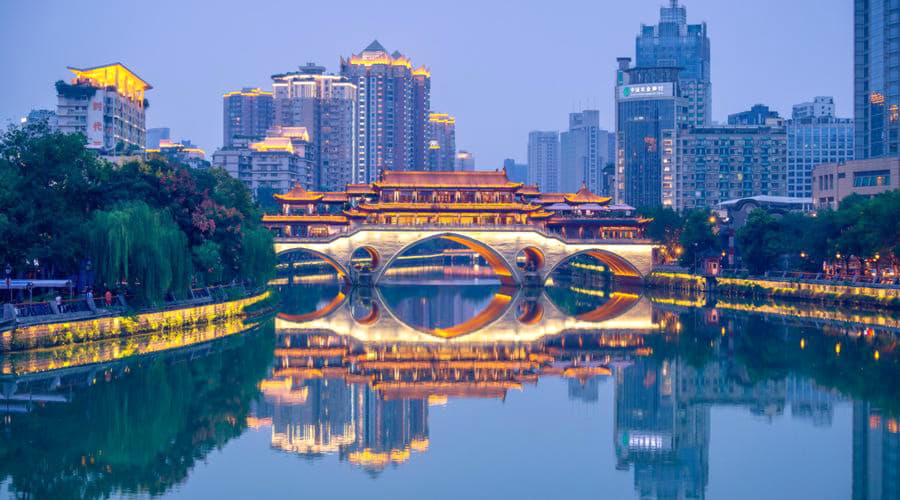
[560,110,613,194]
[527,131,561,192]
[222,88,274,147]
[636,0,711,127]
[426,112,456,171]
[454,150,475,171]
[786,97,854,198]
[615,59,687,208]
[341,40,431,183]
[728,104,781,126]
[146,127,170,148]
[24,109,58,131]
[503,158,528,184]
[675,124,788,210]
[272,64,357,191]
[854,0,900,158]
[56,63,151,152]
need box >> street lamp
[4,264,11,304]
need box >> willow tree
[239,225,275,286]
[87,202,192,304]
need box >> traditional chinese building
[262,170,649,240]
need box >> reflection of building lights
[800,338,806,350]
[875,350,880,361]
[835,342,841,355]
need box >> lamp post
[4,264,11,304]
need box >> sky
[0,0,852,169]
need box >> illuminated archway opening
[379,286,516,339]
[515,247,546,272]
[548,249,642,283]
[351,246,381,272]
[352,300,380,326]
[378,233,516,286]
[516,300,544,325]
[275,249,349,285]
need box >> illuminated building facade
[340,41,431,183]
[855,0,900,159]
[245,126,316,195]
[812,157,900,209]
[272,64,358,191]
[675,125,788,210]
[426,113,456,171]
[635,0,711,127]
[262,170,649,241]
[222,88,274,147]
[145,138,208,169]
[615,60,687,208]
[56,63,151,152]
[528,131,561,192]
[454,150,474,172]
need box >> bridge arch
[546,248,643,282]
[376,286,516,339]
[350,246,381,272]
[516,246,545,272]
[375,232,517,286]
[276,248,351,283]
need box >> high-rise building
[786,97,854,198]
[675,125,788,210]
[615,60,688,208]
[728,104,781,126]
[502,158,528,184]
[340,40,431,183]
[24,109,58,131]
[560,110,613,194]
[636,0,711,127]
[146,127,170,148]
[272,64,357,191]
[527,131,561,192]
[854,0,900,159]
[56,63,151,152]
[426,113,456,171]
[223,88,274,148]
[242,126,315,197]
[852,402,900,500]
[454,150,475,171]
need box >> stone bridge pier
[274,229,656,286]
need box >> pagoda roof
[374,170,523,189]
[565,185,612,205]
[321,192,349,202]
[354,202,543,212]
[535,193,567,204]
[262,214,350,224]
[346,184,377,195]
[517,185,541,196]
[365,39,387,52]
[273,184,323,202]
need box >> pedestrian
[55,295,62,313]
[105,290,113,306]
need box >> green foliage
[678,209,721,269]
[641,206,684,251]
[737,210,788,275]
[0,124,275,304]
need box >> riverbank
[0,289,273,352]
[648,269,900,310]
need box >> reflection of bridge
[275,227,656,286]
[275,285,659,343]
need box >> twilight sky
[0,0,851,169]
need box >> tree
[678,209,720,269]
[737,209,786,275]
[641,207,683,260]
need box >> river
[1,269,898,499]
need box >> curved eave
[262,215,350,224]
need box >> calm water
[2,272,899,499]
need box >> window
[853,169,891,187]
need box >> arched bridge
[274,228,657,286]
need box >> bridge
[274,226,656,286]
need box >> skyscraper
[503,158,528,184]
[615,60,687,208]
[786,97,854,198]
[636,0,711,127]
[340,40,431,183]
[527,131,561,192]
[854,0,900,159]
[222,88,274,148]
[426,112,456,171]
[272,64,357,191]
[727,104,781,126]
[560,110,613,194]
[56,63,151,152]
[454,150,475,171]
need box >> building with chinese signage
[56,63,151,153]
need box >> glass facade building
[854,0,900,159]
[636,0,711,127]
[615,63,687,209]
[786,98,854,198]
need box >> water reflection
[2,273,900,498]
